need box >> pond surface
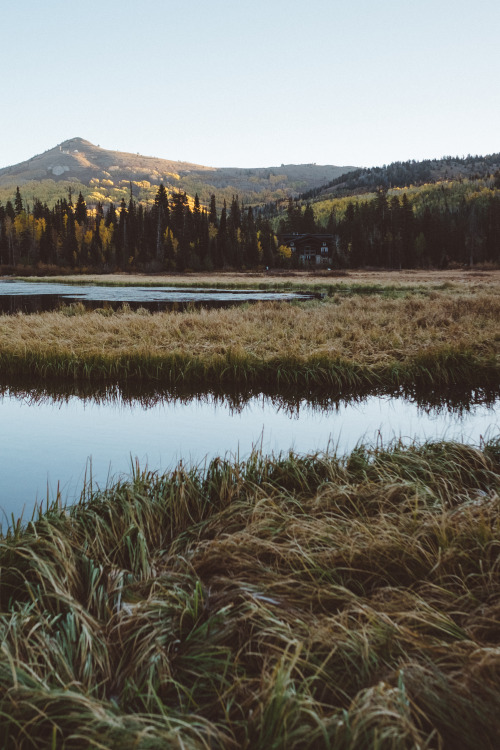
[0,387,497,528]
[0,280,320,313]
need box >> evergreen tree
[257,218,275,268]
[116,198,128,268]
[0,203,8,264]
[74,192,87,224]
[153,184,169,262]
[62,212,78,266]
[90,218,103,266]
[105,202,117,227]
[400,194,415,267]
[215,200,227,267]
[286,198,301,233]
[5,201,15,221]
[14,187,23,216]
[302,203,316,233]
[243,206,260,266]
[208,194,218,227]
[39,216,55,264]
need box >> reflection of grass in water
[1,439,500,747]
[0,290,498,391]
[0,377,497,418]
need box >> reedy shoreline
[0,289,497,392]
[1,440,500,748]
[0,272,499,747]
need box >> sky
[1,0,499,171]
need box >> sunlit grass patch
[0,286,498,393]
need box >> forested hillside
[274,174,500,268]
[1,174,499,272]
[300,152,500,200]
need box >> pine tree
[105,202,117,227]
[14,187,23,216]
[39,216,55,264]
[5,201,15,221]
[74,192,87,224]
[62,212,78,267]
[215,200,227,267]
[116,198,128,268]
[208,194,218,228]
[154,184,169,262]
[90,219,103,266]
[400,194,415,267]
[286,198,301,233]
[302,203,316,233]
[243,206,260,266]
[0,203,8,264]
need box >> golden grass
[0,293,495,360]
[0,282,498,390]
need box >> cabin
[280,233,337,267]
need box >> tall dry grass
[0,439,499,747]
[0,287,498,390]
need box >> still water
[0,280,320,313]
[0,387,497,527]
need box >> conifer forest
[1,174,499,272]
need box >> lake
[0,385,497,528]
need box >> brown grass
[0,293,495,360]
[0,281,498,390]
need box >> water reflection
[0,281,321,313]
[0,378,498,417]
[0,381,498,528]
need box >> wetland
[0,270,499,749]
[1,383,497,525]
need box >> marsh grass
[1,439,500,748]
[0,288,498,393]
[12,268,500,291]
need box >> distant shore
[8,266,500,288]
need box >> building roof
[280,233,336,244]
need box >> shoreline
[0,278,497,393]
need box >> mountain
[0,138,213,186]
[0,138,356,207]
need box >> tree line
[0,186,278,272]
[0,181,499,271]
[279,181,500,268]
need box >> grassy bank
[0,288,498,392]
[13,268,500,291]
[1,440,500,748]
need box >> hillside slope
[301,152,500,200]
[0,138,356,206]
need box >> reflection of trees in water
[0,378,497,419]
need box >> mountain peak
[0,139,357,206]
[58,137,96,151]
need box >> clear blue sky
[2,0,499,170]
